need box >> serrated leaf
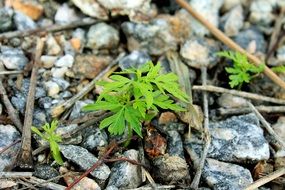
[31,127,44,139]
[134,82,153,109]
[107,108,126,135]
[125,106,142,138]
[110,75,131,83]
[82,101,121,111]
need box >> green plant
[31,120,63,165]
[217,51,265,89]
[83,61,189,142]
[272,65,285,73]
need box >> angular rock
[72,54,111,79]
[54,3,80,24]
[52,78,70,91]
[71,0,108,20]
[41,55,58,69]
[32,108,47,127]
[217,94,247,108]
[249,0,275,26]
[13,11,37,31]
[81,127,108,152]
[44,81,60,97]
[0,8,13,32]
[272,117,285,140]
[221,5,244,36]
[222,0,241,12]
[55,54,74,68]
[34,164,60,183]
[158,112,177,125]
[87,23,119,50]
[51,67,68,78]
[46,35,61,56]
[60,145,111,181]
[0,125,21,171]
[203,158,253,190]
[56,124,82,145]
[207,114,270,163]
[69,100,93,120]
[10,0,43,20]
[167,130,184,158]
[119,51,151,71]
[107,149,142,189]
[0,46,29,70]
[0,179,17,189]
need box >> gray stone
[34,164,60,183]
[13,11,37,31]
[119,51,151,70]
[0,8,13,32]
[105,185,119,190]
[38,96,53,109]
[81,127,108,152]
[51,67,68,78]
[167,130,184,158]
[44,81,60,97]
[221,5,244,36]
[32,108,47,127]
[152,154,189,183]
[56,124,82,145]
[54,3,80,24]
[249,0,275,26]
[55,55,74,68]
[60,145,111,181]
[180,37,220,69]
[233,28,266,53]
[72,0,108,20]
[52,78,70,91]
[72,28,86,53]
[0,125,21,171]
[41,55,58,69]
[107,149,142,189]
[207,114,270,163]
[222,0,241,12]
[0,46,29,70]
[272,117,285,140]
[87,23,119,50]
[69,100,93,120]
[202,158,253,190]
[217,94,247,108]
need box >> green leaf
[272,65,285,73]
[125,106,142,138]
[31,127,44,139]
[134,82,153,109]
[108,108,126,135]
[82,101,121,111]
[50,141,63,165]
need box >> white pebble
[55,54,74,68]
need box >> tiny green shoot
[83,61,189,143]
[217,51,265,89]
[271,65,285,73]
[31,120,63,165]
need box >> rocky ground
[1,0,285,189]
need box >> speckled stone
[81,127,108,152]
[0,46,29,70]
[34,164,60,183]
[221,5,244,36]
[119,51,151,70]
[167,130,184,158]
[13,11,37,31]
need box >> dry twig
[176,0,285,90]
[0,172,32,178]
[0,70,23,75]
[217,105,285,115]
[15,38,44,169]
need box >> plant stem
[124,125,133,147]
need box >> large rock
[202,158,253,190]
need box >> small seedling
[272,65,285,73]
[83,61,189,143]
[217,51,265,89]
[31,120,63,165]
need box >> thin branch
[247,102,285,149]
[190,67,211,189]
[0,70,23,75]
[104,157,149,169]
[245,167,285,190]
[192,85,285,105]
[25,176,66,190]
[15,38,44,169]
[217,105,285,115]
[0,172,32,178]
[51,52,125,118]
[0,139,21,155]
[0,80,23,132]
[176,0,285,90]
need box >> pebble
[81,127,108,152]
[272,117,285,140]
[46,35,61,56]
[87,23,119,50]
[69,100,94,120]
[41,55,58,69]
[0,46,29,70]
[0,125,21,171]
[44,81,60,97]
[167,130,184,158]
[180,37,220,69]
[0,179,18,189]
[0,8,13,32]
[60,145,111,181]
[51,67,68,78]
[32,108,47,127]
[71,0,108,20]
[10,0,44,20]
[217,94,247,108]
[118,51,151,71]
[152,154,189,182]
[72,54,111,79]
[33,164,60,183]
[52,78,70,90]
[55,54,74,68]
[56,124,82,145]
[249,0,275,26]
[54,3,80,24]
[203,158,253,190]
[71,28,86,53]
[207,114,270,163]
[107,149,142,189]
[66,176,101,190]
[13,11,37,31]
[222,0,241,12]
[221,5,244,37]
[158,112,177,125]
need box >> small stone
[107,149,142,189]
[32,108,47,127]
[81,127,108,152]
[0,179,17,189]
[105,185,119,190]
[56,124,82,145]
[152,154,189,182]
[217,94,247,108]
[34,164,60,183]
[10,0,43,20]
[158,112,177,125]
[72,55,111,79]
[70,38,81,52]
[54,3,80,24]
[221,5,244,36]
[203,158,253,190]
[44,81,60,97]
[222,0,241,12]
[71,0,108,20]
[69,100,93,120]
[52,78,70,90]
[0,125,21,171]
[71,28,86,53]
[0,46,29,70]
[60,145,111,181]
[118,51,151,71]
[272,117,285,140]
[249,0,275,26]
[66,176,101,190]
[41,55,58,69]
[46,35,61,56]
[51,67,68,78]
[167,130,184,158]
[13,11,37,31]
[54,54,74,68]
[180,37,220,69]
[87,23,119,50]
[0,8,13,32]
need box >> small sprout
[31,120,63,165]
[83,61,189,143]
[217,51,265,89]
[271,65,285,73]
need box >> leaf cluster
[31,120,63,165]
[83,61,189,137]
[217,51,265,88]
[271,65,285,73]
